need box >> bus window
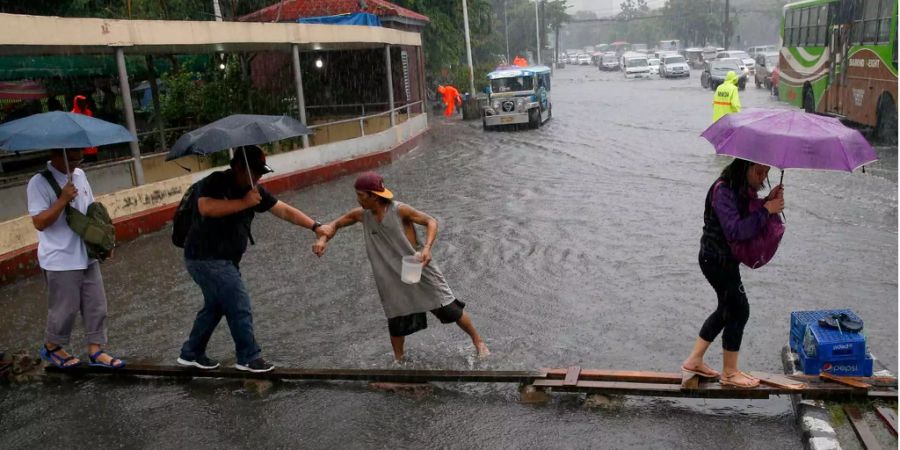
[817,5,829,45]
[877,0,892,43]
[863,0,881,42]
[793,9,802,45]
[808,7,819,45]
[788,9,797,46]
[800,7,810,45]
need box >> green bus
[779,0,897,140]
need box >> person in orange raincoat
[513,56,528,67]
[71,95,99,162]
[436,85,462,117]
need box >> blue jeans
[180,259,261,365]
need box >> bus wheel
[803,85,815,113]
[876,94,898,144]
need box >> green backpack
[41,170,116,261]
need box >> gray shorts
[43,261,108,346]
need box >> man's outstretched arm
[312,208,364,257]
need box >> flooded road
[1,66,896,449]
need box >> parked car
[623,56,651,78]
[599,52,620,71]
[654,50,679,62]
[753,52,779,89]
[702,58,747,91]
[659,54,690,78]
[716,50,755,75]
[577,54,592,65]
[684,47,705,69]
[746,45,778,58]
[647,58,661,76]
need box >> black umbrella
[166,114,312,186]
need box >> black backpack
[171,180,202,248]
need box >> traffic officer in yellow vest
[712,71,742,122]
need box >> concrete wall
[0,13,422,56]
[0,113,428,259]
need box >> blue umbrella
[0,111,136,152]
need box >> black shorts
[387,299,466,337]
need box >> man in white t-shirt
[26,148,124,369]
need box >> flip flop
[720,372,760,388]
[88,351,125,369]
[681,365,720,379]
[836,313,863,332]
[39,345,81,369]
[819,313,864,333]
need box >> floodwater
[1,66,897,449]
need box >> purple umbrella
[701,108,878,175]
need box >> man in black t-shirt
[177,146,332,373]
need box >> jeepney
[482,65,552,130]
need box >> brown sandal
[720,372,760,388]
[681,365,720,379]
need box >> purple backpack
[714,181,785,269]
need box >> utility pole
[505,0,510,64]
[723,0,730,50]
[461,0,476,95]
[534,0,542,64]
[555,26,560,70]
[212,0,223,21]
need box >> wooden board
[821,373,872,389]
[749,371,806,390]
[41,364,897,401]
[543,368,682,384]
[563,366,581,386]
[47,364,546,383]
[844,405,883,450]
[533,378,771,399]
[792,375,897,388]
[875,406,897,436]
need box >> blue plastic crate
[797,347,873,376]
[789,309,866,358]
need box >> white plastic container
[400,254,423,284]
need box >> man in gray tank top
[313,172,489,362]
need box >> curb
[782,345,843,450]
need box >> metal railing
[306,102,390,118]
[308,101,423,138]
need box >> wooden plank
[791,375,897,388]
[47,364,547,383]
[821,373,872,389]
[542,368,682,384]
[875,406,897,436]
[844,405,883,450]
[749,371,806,390]
[533,379,771,399]
[563,366,581,386]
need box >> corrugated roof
[239,0,429,24]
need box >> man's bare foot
[475,342,490,358]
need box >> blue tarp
[297,12,381,26]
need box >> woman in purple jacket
[681,158,785,388]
